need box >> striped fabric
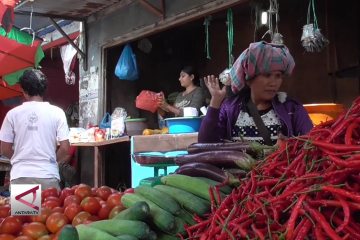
[230,41,295,94]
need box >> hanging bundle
[262,0,283,44]
[301,0,329,52]
[203,15,212,59]
[219,9,234,86]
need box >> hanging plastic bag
[136,90,160,113]
[115,44,139,81]
[100,113,111,129]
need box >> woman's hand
[158,94,169,109]
[204,75,226,108]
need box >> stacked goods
[174,142,276,183]
[0,184,132,239]
[184,96,360,240]
[114,175,231,240]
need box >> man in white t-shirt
[0,69,70,191]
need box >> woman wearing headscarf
[198,41,313,145]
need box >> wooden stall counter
[130,133,198,187]
[72,136,130,187]
[132,133,198,153]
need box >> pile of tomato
[0,184,135,240]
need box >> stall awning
[14,0,120,20]
[0,80,22,101]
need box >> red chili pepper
[333,194,350,233]
[345,122,359,145]
[323,211,360,239]
[293,218,312,240]
[314,226,326,240]
[310,139,360,151]
[303,201,342,240]
[250,169,257,195]
[345,181,360,192]
[331,111,347,128]
[251,224,265,240]
[327,116,357,142]
[285,194,307,239]
[308,199,360,211]
[328,155,360,168]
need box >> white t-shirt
[0,102,69,180]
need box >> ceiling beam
[87,0,136,23]
[48,18,86,59]
[137,0,164,20]
[15,11,86,22]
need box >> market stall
[0,95,358,239]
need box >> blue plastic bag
[115,44,139,81]
[100,113,111,129]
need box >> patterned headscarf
[230,41,295,94]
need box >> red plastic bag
[136,90,160,113]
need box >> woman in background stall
[158,66,206,117]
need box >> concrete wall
[78,0,358,187]
[80,0,215,128]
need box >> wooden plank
[100,0,249,48]
[71,136,130,147]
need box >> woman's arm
[292,104,314,136]
[198,103,228,143]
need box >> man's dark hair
[19,69,48,97]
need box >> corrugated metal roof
[16,0,120,19]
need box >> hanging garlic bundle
[203,15,212,59]
[301,0,329,52]
[262,0,283,44]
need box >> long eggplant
[187,142,257,155]
[174,151,254,170]
[224,168,247,178]
[175,162,229,183]
[187,142,276,157]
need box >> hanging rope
[227,9,234,68]
[204,16,212,59]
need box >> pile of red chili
[184,97,360,240]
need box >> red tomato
[14,236,33,240]
[64,204,82,222]
[22,222,49,239]
[45,213,68,234]
[90,215,100,222]
[0,216,23,235]
[96,186,112,200]
[63,195,81,208]
[71,185,78,191]
[41,201,60,210]
[41,188,59,201]
[106,193,123,207]
[97,203,113,220]
[44,196,62,205]
[94,197,102,202]
[0,234,16,240]
[0,206,11,218]
[59,188,74,202]
[52,207,64,213]
[72,212,91,227]
[110,188,119,194]
[30,209,53,224]
[124,188,135,194]
[15,216,30,224]
[83,220,93,225]
[80,197,101,215]
[38,235,53,240]
[108,205,126,219]
[91,188,97,196]
[74,185,92,201]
